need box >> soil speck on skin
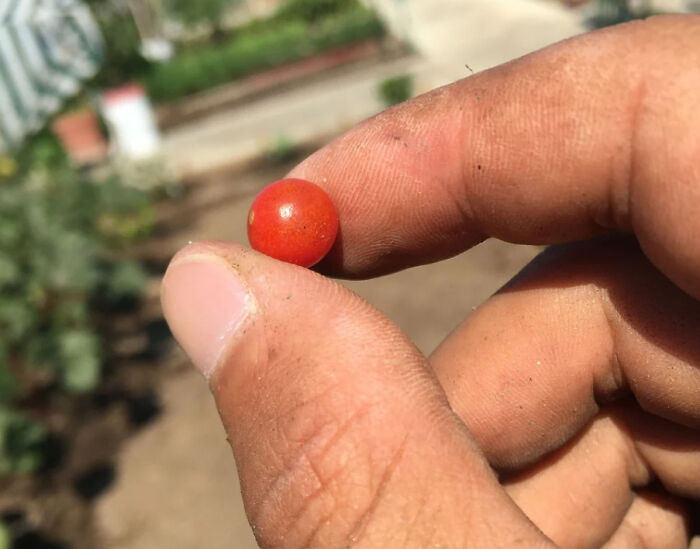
[286,295,292,300]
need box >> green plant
[146,21,307,100]
[310,7,384,51]
[165,0,242,36]
[0,409,46,474]
[12,131,66,176]
[85,0,152,88]
[275,0,360,23]
[589,0,653,27]
[0,522,9,549]
[145,6,384,102]
[378,74,413,107]
[265,134,299,165]
[0,163,153,473]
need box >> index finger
[289,15,700,298]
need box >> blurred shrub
[0,165,153,473]
[265,134,299,165]
[0,409,46,474]
[165,0,237,25]
[146,22,305,100]
[311,8,384,51]
[589,0,653,27]
[145,6,384,101]
[12,131,66,176]
[275,0,360,23]
[378,74,413,107]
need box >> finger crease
[345,434,409,546]
[593,288,630,405]
[621,78,649,233]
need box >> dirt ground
[95,159,542,549]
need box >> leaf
[22,333,58,373]
[0,522,10,549]
[0,408,46,474]
[59,331,101,393]
[31,231,99,293]
[52,299,90,328]
[0,346,17,404]
[104,260,148,301]
[0,299,35,345]
[0,252,20,288]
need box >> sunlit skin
[247,179,339,268]
[163,16,700,548]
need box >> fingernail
[162,254,252,378]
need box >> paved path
[96,366,259,549]
[162,0,585,179]
[162,55,422,178]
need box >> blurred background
[0,1,697,548]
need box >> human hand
[161,15,700,548]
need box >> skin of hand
[161,15,700,549]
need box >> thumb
[161,241,549,548]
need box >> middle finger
[430,237,700,470]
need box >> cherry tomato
[247,178,339,268]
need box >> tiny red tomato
[247,178,339,268]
